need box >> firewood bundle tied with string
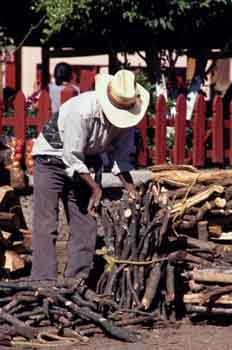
[96,165,232,322]
[149,165,232,320]
[97,182,175,315]
[150,165,232,241]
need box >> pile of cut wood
[97,166,232,322]
[0,186,31,279]
[2,165,232,346]
[0,279,153,346]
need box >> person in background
[31,69,150,283]
[26,62,80,114]
[49,62,80,114]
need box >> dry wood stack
[0,186,31,279]
[151,165,232,320]
[0,279,146,346]
[97,165,232,322]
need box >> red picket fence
[137,94,232,168]
[0,86,77,141]
[0,90,231,168]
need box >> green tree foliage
[32,0,232,82]
[33,0,229,38]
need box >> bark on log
[186,304,232,315]
[197,221,208,242]
[184,293,232,305]
[185,270,232,284]
[208,225,222,237]
[141,263,163,310]
[0,308,37,339]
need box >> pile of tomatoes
[6,138,24,169]
[5,138,35,175]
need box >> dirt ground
[16,196,232,350]
[4,323,232,350]
[66,323,232,350]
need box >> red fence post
[173,94,186,165]
[36,90,51,132]
[13,91,26,141]
[79,69,97,92]
[192,94,206,167]
[155,95,167,164]
[5,61,16,89]
[212,95,224,164]
[61,85,78,105]
[137,114,147,166]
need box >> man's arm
[79,173,102,214]
[62,111,102,214]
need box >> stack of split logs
[97,166,232,323]
[0,140,31,280]
[0,186,31,279]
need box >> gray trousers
[31,156,97,280]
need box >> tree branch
[12,15,47,54]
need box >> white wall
[21,47,207,97]
[22,47,110,96]
[21,47,42,97]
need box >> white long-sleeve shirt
[32,91,135,177]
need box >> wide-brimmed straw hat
[95,69,150,128]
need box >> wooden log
[167,185,206,200]
[226,199,232,209]
[197,285,232,305]
[0,212,21,232]
[186,304,232,315]
[141,263,163,310]
[208,225,222,237]
[1,250,25,272]
[188,280,205,293]
[214,197,226,209]
[184,269,232,284]
[170,185,224,216]
[174,220,195,230]
[225,185,232,200]
[149,164,198,173]
[152,169,232,185]
[168,250,210,265]
[0,308,37,339]
[78,315,156,336]
[211,232,232,241]
[197,221,208,241]
[56,294,138,342]
[181,236,216,252]
[165,263,175,304]
[184,293,232,305]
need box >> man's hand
[118,172,138,200]
[124,182,138,200]
[79,173,102,215]
[88,185,102,215]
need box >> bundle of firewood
[150,165,232,242]
[97,182,180,320]
[96,166,232,322]
[150,165,232,320]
